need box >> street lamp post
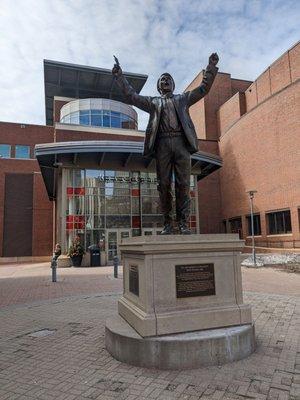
[246,190,257,267]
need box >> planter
[70,255,83,267]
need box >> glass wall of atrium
[60,98,138,130]
[61,168,198,263]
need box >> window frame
[266,209,292,235]
[15,145,31,159]
[0,144,11,159]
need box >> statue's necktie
[166,98,178,130]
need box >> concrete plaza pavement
[0,262,299,400]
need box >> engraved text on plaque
[176,264,215,298]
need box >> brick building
[0,42,299,262]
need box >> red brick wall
[219,79,300,246]
[55,128,144,143]
[0,122,53,156]
[0,123,54,257]
[54,99,72,124]
[0,160,53,257]
[197,140,222,233]
[32,172,53,256]
[186,72,251,140]
[218,92,245,134]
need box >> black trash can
[88,245,101,267]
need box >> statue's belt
[157,131,183,138]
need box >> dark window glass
[142,215,164,228]
[222,220,227,233]
[0,144,11,158]
[106,215,130,228]
[246,214,261,236]
[142,197,161,214]
[283,210,292,232]
[267,210,292,234]
[229,217,243,239]
[111,111,120,117]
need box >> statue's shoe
[160,224,174,235]
[178,223,191,235]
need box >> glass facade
[60,109,137,130]
[15,145,30,159]
[62,168,197,262]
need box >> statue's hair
[157,73,175,94]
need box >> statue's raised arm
[186,52,219,107]
[112,57,151,113]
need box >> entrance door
[106,229,131,265]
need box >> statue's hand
[112,63,122,77]
[209,53,219,66]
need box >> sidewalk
[0,263,299,400]
[0,263,123,308]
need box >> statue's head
[157,73,175,95]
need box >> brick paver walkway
[0,264,299,400]
[0,264,123,307]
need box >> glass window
[85,196,105,215]
[111,116,121,128]
[15,145,30,159]
[79,111,90,125]
[0,144,11,158]
[267,210,292,234]
[229,217,243,238]
[70,112,79,124]
[106,215,131,228]
[246,214,261,236]
[106,196,131,215]
[103,111,110,127]
[73,170,85,187]
[66,196,84,215]
[91,111,102,126]
[142,215,164,228]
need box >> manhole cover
[28,329,56,338]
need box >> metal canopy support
[145,158,155,170]
[123,153,132,168]
[99,152,106,166]
[191,159,202,172]
[72,153,78,165]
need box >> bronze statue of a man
[112,53,219,234]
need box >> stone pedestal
[105,234,255,368]
[118,234,252,337]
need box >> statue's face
[158,74,174,95]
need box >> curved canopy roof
[35,140,222,200]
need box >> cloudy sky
[0,0,299,130]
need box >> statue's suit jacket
[115,63,218,158]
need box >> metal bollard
[51,258,57,282]
[113,256,119,278]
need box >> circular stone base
[105,315,255,370]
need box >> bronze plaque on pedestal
[129,265,139,296]
[176,264,215,298]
